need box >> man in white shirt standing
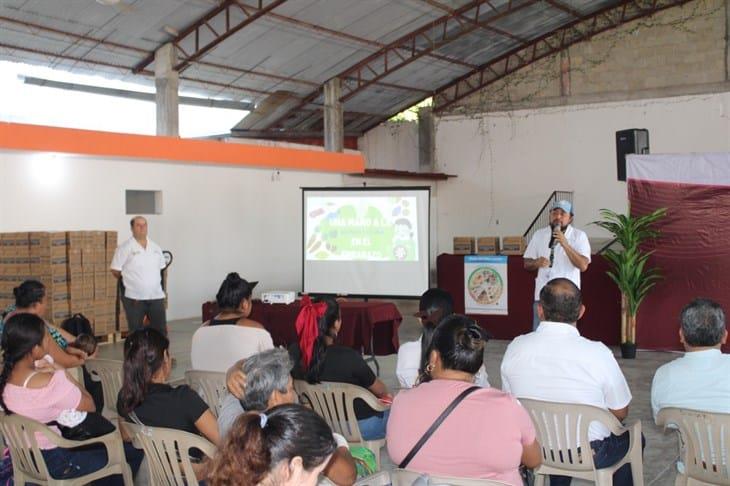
[523,200,591,331]
[110,216,167,336]
[651,298,730,420]
[501,278,639,486]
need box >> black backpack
[61,313,93,337]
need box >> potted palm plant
[592,207,666,359]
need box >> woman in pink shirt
[0,313,142,483]
[387,315,542,485]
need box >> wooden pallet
[94,333,117,346]
[94,331,129,345]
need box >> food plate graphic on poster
[464,255,508,315]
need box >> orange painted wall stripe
[0,122,365,173]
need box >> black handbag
[48,412,116,441]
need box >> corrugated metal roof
[0,0,687,137]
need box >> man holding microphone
[523,200,591,331]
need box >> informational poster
[464,255,508,315]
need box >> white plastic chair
[294,380,389,469]
[0,412,132,485]
[519,398,643,486]
[84,358,124,420]
[184,369,227,418]
[656,407,730,485]
[120,421,216,486]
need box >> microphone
[548,223,558,268]
[548,222,558,249]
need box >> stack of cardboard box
[68,231,120,335]
[0,231,121,336]
[0,233,33,312]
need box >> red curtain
[629,180,730,352]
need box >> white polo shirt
[524,225,591,301]
[500,321,632,441]
[110,237,166,300]
[651,349,730,420]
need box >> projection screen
[302,187,430,297]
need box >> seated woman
[191,272,273,372]
[118,328,220,479]
[396,288,489,389]
[289,296,391,440]
[387,315,541,485]
[3,280,86,369]
[0,313,142,482]
[219,348,356,485]
[208,404,337,486]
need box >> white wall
[434,92,730,253]
[359,121,419,171]
[0,151,343,320]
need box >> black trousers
[121,296,167,336]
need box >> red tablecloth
[437,254,622,345]
[201,300,402,355]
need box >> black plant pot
[620,342,637,359]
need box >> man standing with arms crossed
[523,200,591,331]
[111,216,167,336]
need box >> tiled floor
[98,301,682,484]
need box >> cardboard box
[501,236,527,255]
[105,231,118,248]
[476,237,500,255]
[67,231,85,249]
[453,237,475,255]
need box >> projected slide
[305,196,418,261]
[303,187,430,297]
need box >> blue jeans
[548,431,645,486]
[358,409,390,440]
[41,442,143,485]
[532,301,540,331]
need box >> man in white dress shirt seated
[523,200,591,330]
[110,216,167,335]
[501,278,640,486]
[651,298,730,419]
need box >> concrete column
[560,49,571,97]
[323,78,344,152]
[154,43,179,137]
[726,0,730,81]
[418,106,434,172]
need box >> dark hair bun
[456,325,484,352]
[226,272,242,282]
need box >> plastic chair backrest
[184,370,227,418]
[120,421,216,486]
[0,412,131,486]
[657,407,730,485]
[0,412,51,483]
[84,358,124,417]
[294,380,382,443]
[518,398,623,472]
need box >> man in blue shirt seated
[651,298,730,420]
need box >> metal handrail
[523,191,574,243]
[596,237,620,254]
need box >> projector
[261,291,297,305]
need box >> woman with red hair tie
[290,296,391,440]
